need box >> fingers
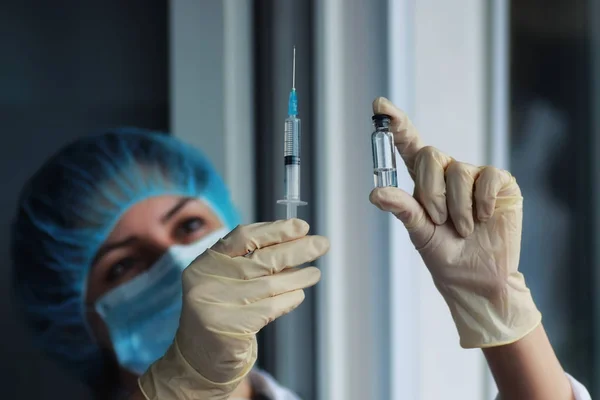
[212,218,309,257]
[445,161,480,237]
[192,235,329,280]
[195,267,321,305]
[244,289,307,332]
[373,97,425,178]
[244,235,329,275]
[414,146,453,225]
[445,163,516,236]
[218,290,308,334]
[371,155,518,240]
[474,166,516,221]
[370,187,434,249]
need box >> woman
[11,128,314,399]
[13,98,591,400]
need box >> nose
[143,230,178,263]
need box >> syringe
[277,46,307,219]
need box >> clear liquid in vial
[373,167,398,187]
[371,125,398,188]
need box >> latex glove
[139,219,329,399]
[370,97,541,348]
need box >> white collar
[247,369,302,400]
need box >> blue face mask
[94,227,230,375]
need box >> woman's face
[85,195,222,351]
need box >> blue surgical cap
[11,128,240,385]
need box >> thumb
[370,187,434,249]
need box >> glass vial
[371,114,398,188]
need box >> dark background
[0,2,169,398]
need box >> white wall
[389,0,494,399]
[315,0,390,399]
[415,0,487,398]
[170,0,255,223]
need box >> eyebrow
[91,236,137,267]
[160,197,194,222]
[92,197,194,266]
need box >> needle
[292,46,296,90]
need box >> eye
[175,217,206,239]
[105,257,137,283]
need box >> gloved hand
[139,219,329,399]
[369,97,541,349]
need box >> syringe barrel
[284,117,301,160]
[283,116,301,200]
[284,164,301,200]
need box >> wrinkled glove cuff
[139,339,255,400]
[437,272,542,349]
